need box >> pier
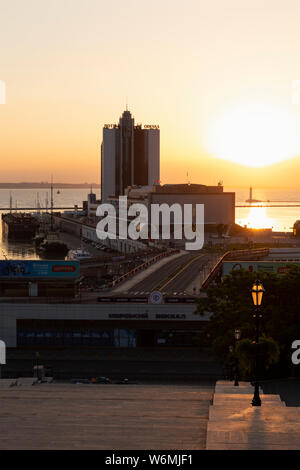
[1,204,300,211]
[0,207,83,211]
[236,204,300,207]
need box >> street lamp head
[251,280,265,306]
[235,328,241,340]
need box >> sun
[206,101,300,167]
[237,206,274,230]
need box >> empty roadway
[123,251,196,293]
[160,254,210,294]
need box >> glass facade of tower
[119,110,134,195]
[101,109,160,201]
[134,126,148,186]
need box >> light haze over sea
[0,188,300,260]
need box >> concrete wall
[102,128,117,202]
[146,129,160,186]
[54,216,82,237]
[81,225,146,253]
[53,215,147,254]
[149,192,235,227]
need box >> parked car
[91,377,111,384]
[70,378,90,384]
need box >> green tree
[236,337,280,378]
[195,266,300,377]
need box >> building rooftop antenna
[45,192,49,211]
[9,192,12,213]
[50,175,54,230]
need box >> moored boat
[37,231,69,259]
[1,213,39,241]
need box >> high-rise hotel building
[101,109,160,202]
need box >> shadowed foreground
[0,383,213,450]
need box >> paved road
[123,252,215,296]
[123,251,195,293]
[80,250,217,301]
[0,383,214,450]
[161,254,209,295]
[59,231,116,260]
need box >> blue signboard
[0,260,79,278]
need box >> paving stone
[213,393,284,405]
[209,406,300,421]
[0,383,213,450]
[17,377,38,386]
[206,381,300,450]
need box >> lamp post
[234,328,241,386]
[35,351,40,381]
[228,345,234,380]
[251,280,265,406]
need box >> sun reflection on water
[237,205,276,230]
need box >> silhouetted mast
[45,192,49,211]
[50,176,54,230]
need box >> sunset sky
[2,0,300,188]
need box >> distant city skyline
[2,1,300,188]
[0,182,101,188]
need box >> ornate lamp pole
[35,351,40,381]
[251,280,265,406]
[234,328,241,386]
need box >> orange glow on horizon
[2,1,300,188]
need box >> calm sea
[229,188,300,232]
[0,188,91,260]
[0,187,299,259]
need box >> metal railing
[201,248,269,290]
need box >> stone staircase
[0,377,53,388]
[206,381,300,450]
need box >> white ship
[67,248,92,261]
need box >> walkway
[206,381,300,449]
[0,382,213,450]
